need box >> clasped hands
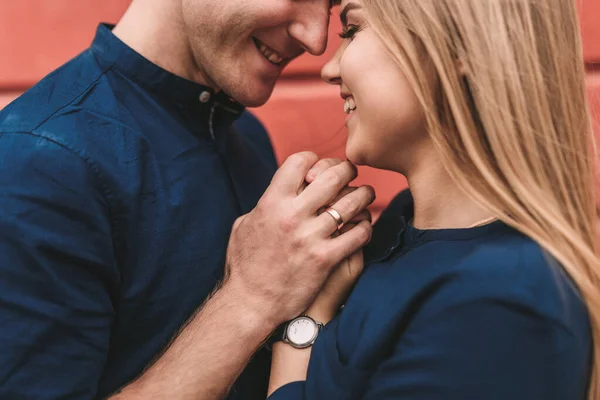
[225,152,375,330]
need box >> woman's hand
[304,161,372,324]
[305,221,368,324]
[299,158,372,324]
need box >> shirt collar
[364,189,513,264]
[90,24,245,117]
[363,191,412,265]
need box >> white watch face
[286,317,318,346]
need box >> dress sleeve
[268,381,307,399]
[0,132,120,399]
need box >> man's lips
[253,37,287,66]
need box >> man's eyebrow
[340,3,362,26]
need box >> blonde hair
[363,0,600,396]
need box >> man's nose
[288,2,330,56]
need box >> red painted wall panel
[0,1,130,90]
[580,0,600,63]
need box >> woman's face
[321,0,427,172]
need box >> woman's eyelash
[338,25,359,40]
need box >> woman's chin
[345,146,369,167]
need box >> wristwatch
[270,315,324,349]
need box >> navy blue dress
[269,190,592,399]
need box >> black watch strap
[265,322,287,350]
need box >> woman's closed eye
[338,25,361,40]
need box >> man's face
[182,0,332,107]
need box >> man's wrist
[217,278,280,340]
[111,279,279,399]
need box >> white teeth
[268,53,282,64]
[257,42,284,65]
[344,98,357,114]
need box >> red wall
[1,1,599,214]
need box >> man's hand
[224,152,375,327]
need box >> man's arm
[0,133,119,399]
[111,281,274,399]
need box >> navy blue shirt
[0,25,276,399]
[269,190,592,399]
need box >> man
[0,0,374,398]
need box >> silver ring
[324,207,344,232]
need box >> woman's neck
[405,156,495,230]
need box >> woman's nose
[321,49,342,85]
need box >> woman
[266,0,600,398]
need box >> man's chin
[231,85,276,108]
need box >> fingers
[348,209,372,225]
[297,180,309,196]
[305,249,364,322]
[323,220,373,265]
[298,161,359,213]
[316,186,358,216]
[269,152,319,195]
[305,158,344,184]
[330,250,364,287]
[317,185,376,237]
[316,189,372,225]
[344,249,365,276]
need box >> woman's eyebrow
[340,3,362,26]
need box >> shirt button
[199,91,211,103]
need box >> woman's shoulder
[359,189,588,337]
[374,225,583,322]
[358,203,586,339]
[368,190,574,305]
[335,233,589,364]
